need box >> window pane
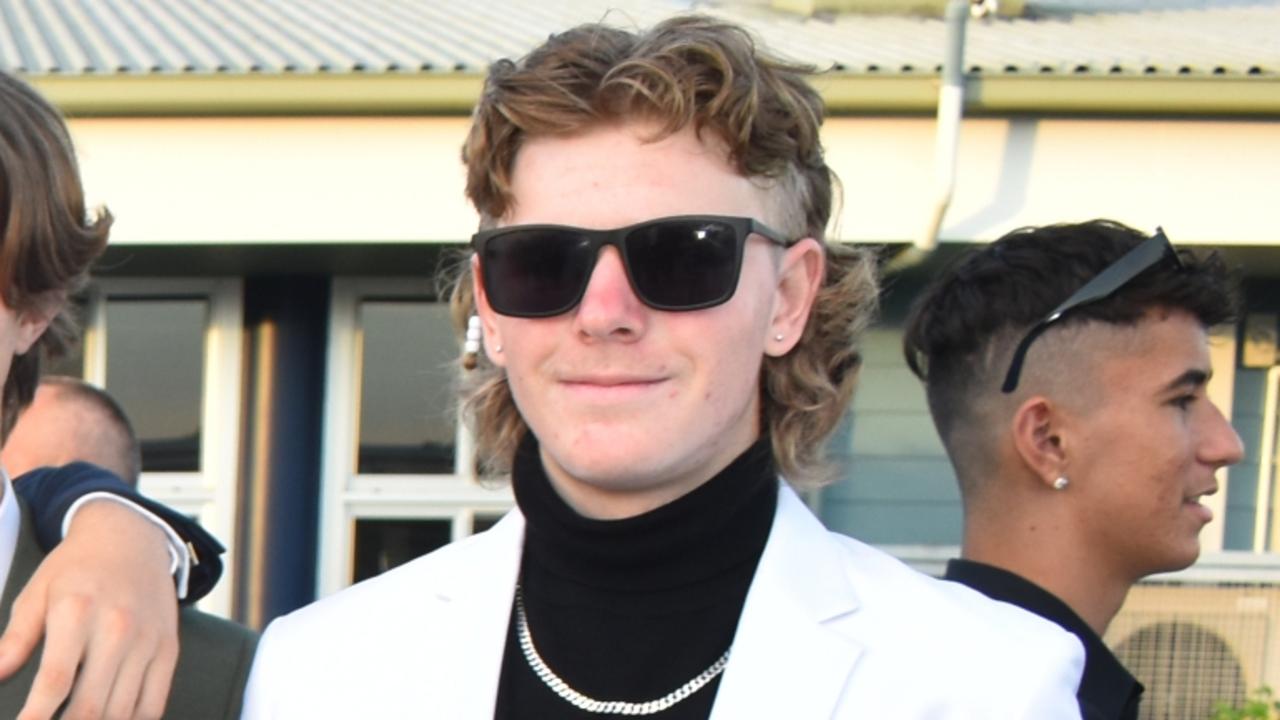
[105,300,206,471]
[357,301,456,474]
[352,518,452,582]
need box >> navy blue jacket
[14,462,222,604]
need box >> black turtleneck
[492,432,778,719]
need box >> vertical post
[236,276,329,628]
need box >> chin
[1151,545,1202,576]
[561,457,660,491]
[559,426,671,469]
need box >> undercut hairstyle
[42,376,142,484]
[448,15,879,485]
[903,219,1236,486]
[0,73,110,439]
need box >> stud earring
[774,333,785,342]
[462,315,483,370]
[1052,476,1069,491]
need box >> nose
[1202,402,1245,469]
[572,246,647,341]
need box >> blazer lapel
[710,486,864,720]
[424,508,526,720]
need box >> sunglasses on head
[472,214,793,318]
[1001,227,1183,393]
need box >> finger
[99,639,151,720]
[0,577,50,680]
[132,635,178,720]
[18,595,100,720]
[60,605,144,720]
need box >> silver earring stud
[774,333,784,342]
[495,345,503,353]
[1052,476,1069,491]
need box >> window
[356,301,457,474]
[105,299,207,472]
[351,518,452,582]
[80,279,244,617]
[318,278,513,597]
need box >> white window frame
[82,278,244,617]
[317,278,512,599]
[1254,365,1280,553]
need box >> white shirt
[0,469,23,594]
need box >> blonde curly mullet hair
[447,15,879,486]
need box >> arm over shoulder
[14,462,225,602]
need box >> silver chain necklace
[514,587,732,716]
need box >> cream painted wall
[71,117,476,244]
[69,115,1279,246]
[827,116,1280,245]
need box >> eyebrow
[1161,368,1210,394]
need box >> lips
[563,374,663,386]
[1184,483,1218,503]
[1183,487,1217,524]
[558,374,669,401]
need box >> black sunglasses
[1001,227,1182,393]
[472,214,792,318]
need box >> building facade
[4,1,1279,716]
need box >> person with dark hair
[0,69,253,719]
[3,376,143,485]
[903,219,1245,720]
[243,16,1083,718]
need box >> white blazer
[243,486,1084,719]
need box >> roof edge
[27,72,1280,118]
[823,75,1280,116]
[31,73,485,117]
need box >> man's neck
[962,519,1131,636]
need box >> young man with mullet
[243,17,1084,718]
[903,220,1244,719]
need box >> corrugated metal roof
[0,0,1276,78]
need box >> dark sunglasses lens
[482,230,593,316]
[625,220,741,309]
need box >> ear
[1010,395,1069,490]
[470,255,506,367]
[14,308,53,356]
[765,237,825,357]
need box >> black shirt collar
[512,431,778,593]
[944,559,1143,720]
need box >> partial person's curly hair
[0,73,110,439]
[447,15,879,486]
